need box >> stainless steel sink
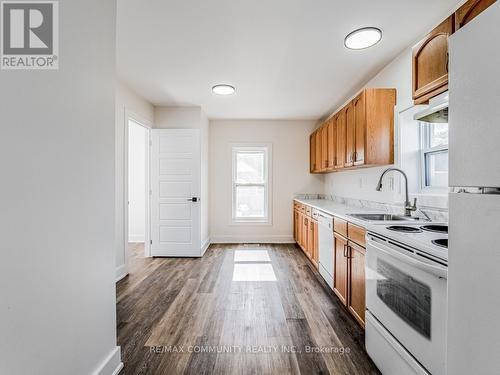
[347,213,423,222]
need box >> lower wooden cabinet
[334,217,367,328]
[310,219,319,268]
[294,203,366,327]
[293,208,300,242]
[303,216,310,258]
[293,203,318,269]
[333,233,348,305]
[348,241,366,327]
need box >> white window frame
[231,144,272,225]
[419,123,449,193]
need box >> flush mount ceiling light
[212,84,235,95]
[344,27,382,50]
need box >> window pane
[235,185,265,218]
[425,151,448,187]
[429,123,448,148]
[236,152,264,183]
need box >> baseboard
[92,346,123,375]
[210,234,295,244]
[201,237,211,255]
[115,264,128,282]
[128,234,144,243]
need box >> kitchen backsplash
[294,193,448,223]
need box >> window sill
[230,219,273,226]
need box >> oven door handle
[367,238,448,279]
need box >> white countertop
[294,198,448,262]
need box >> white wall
[200,111,210,251]
[115,81,154,279]
[0,1,121,374]
[155,107,204,129]
[128,121,147,242]
[154,106,210,251]
[209,120,324,243]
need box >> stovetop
[369,222,449,261]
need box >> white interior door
[150,129,200,257]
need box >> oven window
[377,259,431,339]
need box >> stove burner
[387,226,423,233]
[421,225,448,234]
[432,239,448,248]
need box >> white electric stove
[365,223,448,375]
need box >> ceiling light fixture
[344,27,382,50]
[212,84,235,95]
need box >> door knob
[187,197,199,202]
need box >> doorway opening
[126,117,151,268]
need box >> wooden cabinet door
[302,215,311,257]
[335,109,346,169]
[455,0,496,30]
[294,209,300,242]
[327,118,336,170]
[315,130,322,173]
[348,241,366,327]
[345,102,355,167]
[307,218,315,260]
[333,233,348,306]
[298,213,304,248]
[353,92,366,166]
[412,16,454,104]
[310,132,316,173]
[312,220,319,268]
[320,126,328,171]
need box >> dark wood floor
[117,243,380,375]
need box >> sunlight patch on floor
[232,263,277,281]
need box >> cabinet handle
[343,244,347,257]
[353,151,357,161]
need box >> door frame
[124,109,153,264]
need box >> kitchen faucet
[376,167,417,217]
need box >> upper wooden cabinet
[455,0,497,30]
[357,88,396,167]
[320,125,328,172]
[310,88,396,173]
[344,102,355,168]
[412,16,454,104]
[309,133,316,173]
[353,92,366,165]
[315,130,322,172]
[335,108,346,170]
[327,118,336,170]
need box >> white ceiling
[116,0,460,120]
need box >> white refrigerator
[447,3,500,375]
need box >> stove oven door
[366,234,448,375]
